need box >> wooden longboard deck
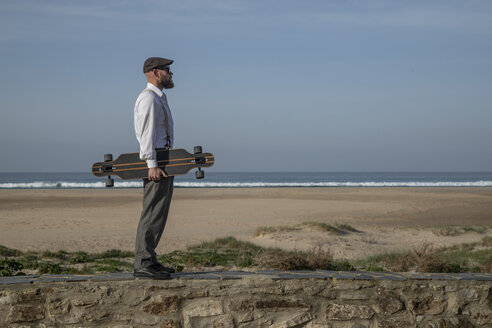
[92,148,214,180]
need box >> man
[133,57,176,279]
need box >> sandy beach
[1,188,492,260]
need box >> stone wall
[1,271,492,327]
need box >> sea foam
[1,181,492,189]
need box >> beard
[162,78,174,89]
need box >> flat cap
[143,57,174,73]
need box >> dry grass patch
[481,236,492,247]
[255,245,333,271]
[255,245,353,271]
[356,239,492,273]
[253,225,300,237]
[254,221,360,237]
[432,225,489,237]
[160,237,353,272]
[361,235,379,245]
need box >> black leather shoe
[134,265,171,280]
[154,262,176,273]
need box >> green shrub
[0,258,23,276]
[71,252,90,263]
[37,262,63,274]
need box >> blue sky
[1,0,491,172]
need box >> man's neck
[148,81,164,91]
[146,82,164,97]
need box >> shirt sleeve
[135,95,159,168]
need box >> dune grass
[158,237,353,272]
[2,234,492,276]
[353,237,492,273]
[254,221,360,237]
[431,225,490,237]
[0,248,135,276]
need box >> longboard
[92,146,214,187]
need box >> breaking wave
[174,181,492,188]
[0,181,143,189]
[1,181,492,189]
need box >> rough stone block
[487,287,492,310]
[377,288,404,315]
[46,297,70,316]
[445,293,461,315]
[211,313,235,328]
[122,286,146,306]
[408,282,430,291]
[472,311,492,325]
[59,303,111,325]
[350,324,369,328]
[443,284,459,293]
[133,315,162,326]
[332,280,376,290]
[239,314,274,328]
[254,285,287,296]
[417,317,474,328]
[270,311,312,328]
[184,298,223,316]
[9,288,44,304]
[378,320,415,328]
[71,298,99,308]
[0,295,11,304]
[409,296,446,315]
[208,285,244,297]
[305,322,332,328]
[227,298,254,312]
[182,289,208,299]
[183,299,224,328]
[254,298,310,311]
[6,305,45,323]
[187,313,234,328]
[281,281,309,294]
[457,288,480,304]
[142,295,182,314]
[302,282,327,296]
[376,280,407,290]
[326,303,375,320]
[339,290,374,300]
[161,319,182,328]
[318,288,337,300]
[82,309,111,323]
[237,311,254,323]
[112,311,134,322]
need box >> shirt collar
[146,82,164,98]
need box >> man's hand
[148,167,168,181]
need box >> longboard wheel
[196,169,204,179]
[104,154,113,162]
[106,177,114,187]
[194,146,202,154]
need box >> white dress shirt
[134,83,174,168]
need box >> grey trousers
[134,176,174,269]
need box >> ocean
[0,172,492,189]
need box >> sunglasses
[156,66,171,73]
